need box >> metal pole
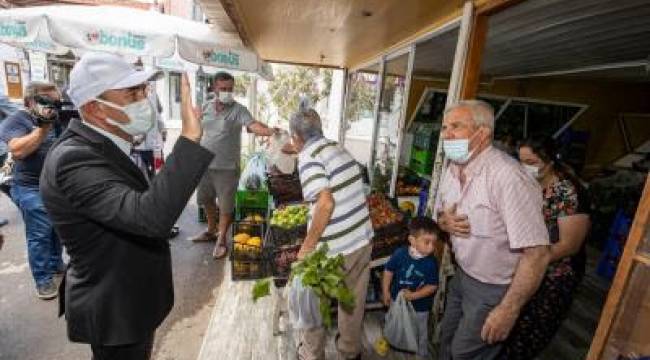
[389,44,416,198]
[368,58,386,184]
[338,67,349,145]
[425,0,474,215]
[249,75,258,152]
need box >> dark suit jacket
[40,119,213,346]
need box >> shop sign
[156,57,186,71]
[85,30,146,51]
[201,49,240,67]
[25,39,60,53]
[0,20,28,40]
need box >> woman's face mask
[94,97,155,136]
[523,164,543,179]
[518,146,548,181]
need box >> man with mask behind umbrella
[40,52,213,360]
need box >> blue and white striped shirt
[298,136,373,256]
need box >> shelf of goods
[266,204,309,287]
[267,171,304,206]
[231,221,268,281]
[368,193,409,260]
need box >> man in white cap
[39,52,213,360]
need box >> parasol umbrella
[0,5,272,79]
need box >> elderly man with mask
[0,82,65,300]
[289,107,373,360]
[435,100,551,360]
[39,52,213,360]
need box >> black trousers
[91,334,154,360]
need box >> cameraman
[0,82,64,300]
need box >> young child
[382,216,441,358]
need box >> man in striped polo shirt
[289,107,373,360]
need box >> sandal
[188,231,217,242]
[212,242,228,259]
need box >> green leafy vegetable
[291,243,356,328]
[250,244,356,328]
[252,278,271,302]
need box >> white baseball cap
[67,52,162,108]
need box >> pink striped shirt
[435,146,549,285]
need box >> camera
[33,95,79,128]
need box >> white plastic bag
[239,152,267,190]
[384,291,419,353]
[287,275,322,330]
[268,131,295,174]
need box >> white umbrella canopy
[0,5,272,79]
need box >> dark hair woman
[500,137,591,360]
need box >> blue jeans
[10,184,64,287]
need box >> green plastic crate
[410,148,433,164]
[236,190,270,210]
[409,158,433,176]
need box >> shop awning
[481,0,650,80]
[198,0,466,68]
[409,0,650,82]
[0,5,273,79]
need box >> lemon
[247,236,262,247]
[374,337,389,356]
[234,233,251,244]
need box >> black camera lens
[34,95,56,107]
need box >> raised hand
[180,73,202,142]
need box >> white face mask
[408,246,427,260]
[523,164,543,180]
[443,130,480,164]
[218,91,234,104]
[95,97,155,136]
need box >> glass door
[371,52,410,195]
[342,64,381,168]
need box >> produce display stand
[231,221,267,281]
[266,223,304,288]
[267,171,304,206]
[365,193,410,311]
[235,189,271,232]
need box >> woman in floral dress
[500,138,591,360]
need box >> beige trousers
[297,244,372,360]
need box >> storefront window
[372,53,409,194]
[492,100,585,167]
[343,67,380,167]
[48,62,72,93]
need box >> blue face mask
[443,130,480,164]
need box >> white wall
[323,69,345,142]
